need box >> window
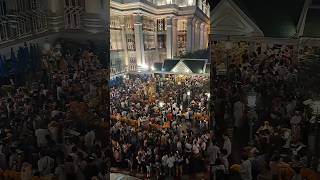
[157,19,166,31]
[144,34,155,50]
[64,0,84,29]
[0,0,48,44]
[177,20,187,32]
[158,35,166,49]
[126,34,135,50]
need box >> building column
[196,21,201,51]
[187,17,194,53]
[120,16,129,71]
[166,17,173,59]
[192,20,196,51]
[134,14,145,66]
[200,23,205,50]
[83,0,106,34]
[172,18,178,58]
[204,26,209,48]
[154,24,160,62]
[46,0,64,32]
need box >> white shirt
[84,131,95,147]
[162,155,168,167]
[56,86,63,101]
[167,156,175,168]
[223,137,232,157]
[35,129,50,147]
[38,156,54,175]
[240,160,252,180]
[192,144,200,155]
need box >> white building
[0,0,107,56]
[110,0,210,75]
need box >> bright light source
[205,93,210,98]
[188,0,194,6]
[159,101,164,108]
[187,91,191,96]
[151,66,155,71]
[123,75,126,79]
[141,63,149,70]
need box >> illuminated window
[126,34,135,50]
[157,19,166,31]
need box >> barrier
[0,170,53,180]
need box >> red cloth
[166,113,173,121]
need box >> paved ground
[111,168,209,180]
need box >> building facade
[110,0,210,75]
[0,0,107,56]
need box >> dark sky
[208,0,214,9]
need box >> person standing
[290,111,302,144]
[239,154,252,180]
[207,141,220,177]
[222,134,232,157]
[233,98,245,129]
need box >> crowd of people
[1,40,320,180]
[110,50,320,180]
[110,74,215,178]
[0,43,109,180]
[212,51,320,180]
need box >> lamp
[141,63,149,70]
[159,101,164,108]
[187,91,191,96]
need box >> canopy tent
[154,59,209,75]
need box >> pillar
[187,17,193,52]
[195,21,201,51]
[82,0,106,34]
[172,18,178,58]
[154,23,160,62]
[200,23,205,50]
[134,14,145,66]
[166,17,173,59]
[120,16,129,71]
[192,21,196,51]
[46,0,64,32]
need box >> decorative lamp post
[247,88,257,146]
